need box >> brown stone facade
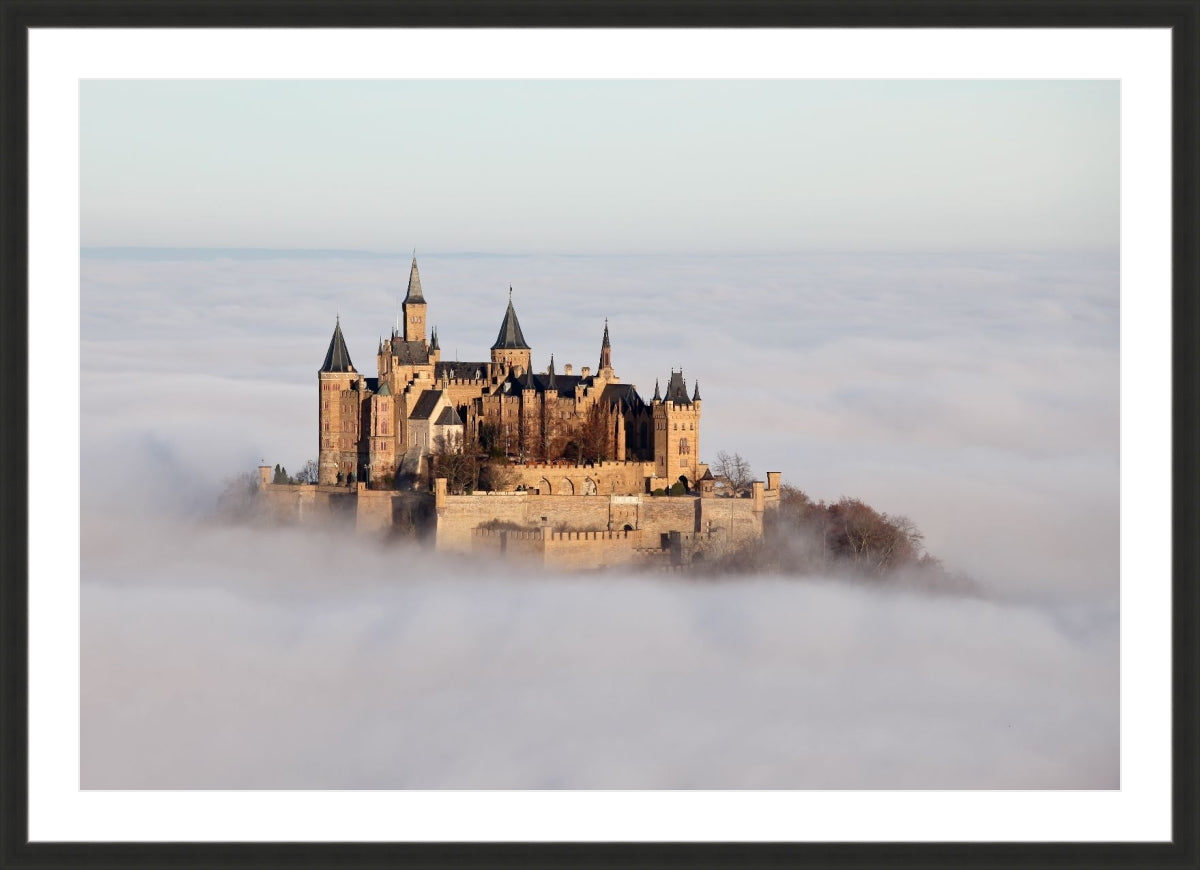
[272,257,782,569]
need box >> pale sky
[80,79,1119,254]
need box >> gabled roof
[435,361,490,381]
[491,291,531,350]
[320,319,356,373]
[404,256,425,304]
[409,389,445,420]
[389,337,430,366]
[600,382,644,409]
[506,371,582,395]
[434,405,463,426]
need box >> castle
[259,256,781,570]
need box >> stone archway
[538,477,552,494]
[560,478,575,495]
[582,477,598,495]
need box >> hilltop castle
[317,256,704,496]
[259,256,781,570]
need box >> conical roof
[320,318,355,373]
[491,289,530,350]
[692,380,701,401]
[404,256,425,304]
[602,319,611,348]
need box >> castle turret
[402,255,427,343]
[318,317,359,486]
[490,287,532,373]
[429,326,441,364]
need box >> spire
[653,379,661,402]
[491,290,531,350]
[547,355,556,390]
[319,318,355,373]
[404,255,425,304]
[692,380,701,401]
[599,318,613,372]
[524,367,536,390]
[430,327,440,352]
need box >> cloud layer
[79,250,1119,787]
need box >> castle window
[679,438,690,455]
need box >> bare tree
[712,450,754,497]
[293,459,318,484]
[432,431,479,494]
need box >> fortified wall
[255,465,781,570]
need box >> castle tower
[490,287,532,374]
[402,255,427,343]
[598,319,614,380]
[318,317,358,486]
[652,369,702,489]
[367,380,396,485]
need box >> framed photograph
[3,3,1195,867]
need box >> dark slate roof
[435,361,490,381]
[600,382,644,409]
[507,371,581,395]
[434,406,463,426]
[491,295,531,350]
[389,337,430,366]
[601,320,611,349]
[665,370,692,405]
[429,328,440,351]
[320,319,356,373]
[404,257,425,303]
[699,468,715,481]
[409,389,445,420]
[692,380,701,401]
[376,380,391,397]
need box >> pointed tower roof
[320,318,356,373]
[524,367,537,390]
[491,288,531,350]
[404,256,425,304]
[693,380,701,401]
[430,327,440,352]
[602,318,611,348]
[547,355,556,390]
[666,370,692,405]
[376,380,391,397]
[653,379,661,402]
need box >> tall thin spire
[692,380,701,401]
[404,255,425,303]
[653,379,661,402]
[599,318,612,372]
[547,355,556,390]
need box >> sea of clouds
[79,250,1119,788]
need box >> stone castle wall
[257,467,781,568]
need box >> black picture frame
[2,2,1196,868]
